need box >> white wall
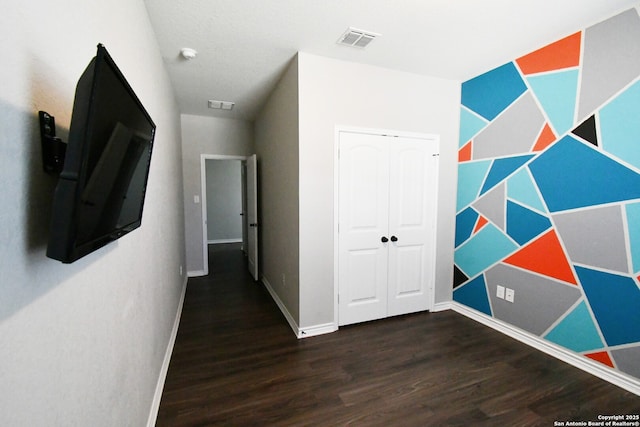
[255,56,301,325]
[298,53,460,328]
[205,160,243,243]
[0,0,185,425]
[181,114,254,274]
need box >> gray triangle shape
[472,182,505,231]
[579,9,640,120]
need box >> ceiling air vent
[337,28,380,49]
[208,100,234,110]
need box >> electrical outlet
[505,288,515,303]
[496,285,505,299]
[179,265,183,276]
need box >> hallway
[156,244,640,426]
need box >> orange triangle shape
[458,141,472,163]
[473,216,488,234]
[516,32,582,75]
[532,123,557,152]
[585,351,614,368]
[504,230,577,285]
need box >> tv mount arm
[38,111,67,174]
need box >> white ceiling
[144,0,638,121]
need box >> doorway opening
[200,154,258,279]
[205,158,245,244]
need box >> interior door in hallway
[338,131,438,326]
[246,154,259,280]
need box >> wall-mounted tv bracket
[39,111,67,174]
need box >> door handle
[381,236,389,243]
[390,235,398,242]
[250,223,258,227]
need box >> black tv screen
[47,44,156,263]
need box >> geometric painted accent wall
[454,8,640,384]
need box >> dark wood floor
[156,244,640,426]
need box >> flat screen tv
[47,44,156,263]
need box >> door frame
[333,126,440,328]
[200,154,248,275]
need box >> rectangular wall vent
[337,28,380,49]
[208,100,234,110]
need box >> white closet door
[338,131,438,327]
[338,132,390,326]
[387,137,438,316]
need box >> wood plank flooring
[156,244,640,426]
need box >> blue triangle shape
[457,160,492,212]
[459,106,488,148]
[527,69,579,136]
[506,201,552,245]
[575,266,640,346]
[453,274,492,316]
[544,301,604,353]
[480,155,534,196]
[507,168,547,213]
[455,207,479,248]
[626,203,640,274]
[529,135,640,212]
[600,79,640,170]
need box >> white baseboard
[261,276,337,339]
[187,269,206,277]
[146,274,188,427]
[431,301,452,312]
[208,238,242,244]
[299,322,338,338]
[451,301,640,397]
[261,276,300,337]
